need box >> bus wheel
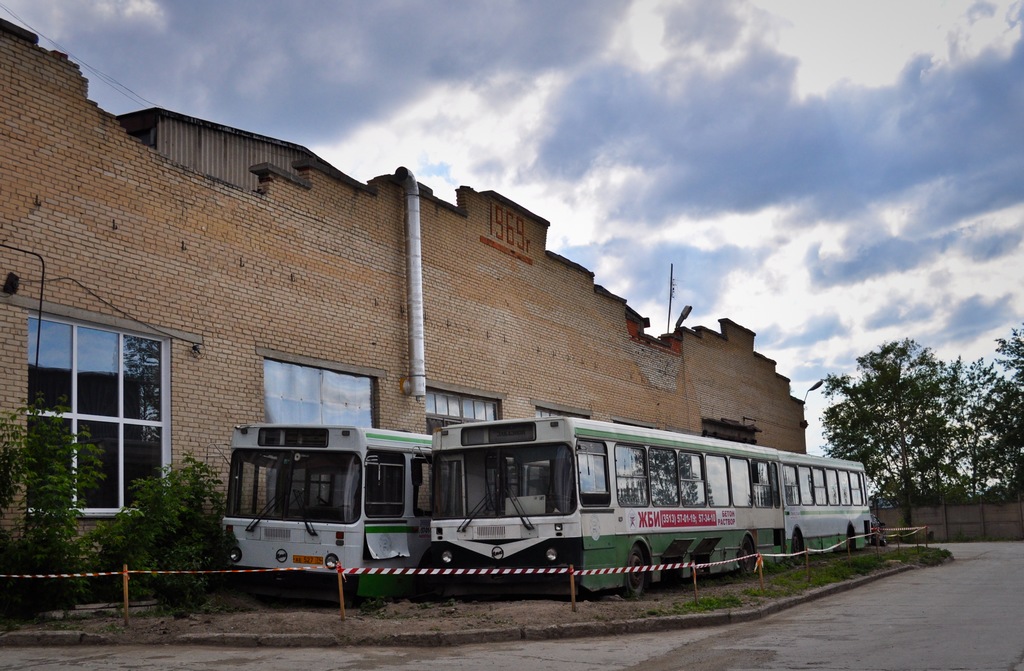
[739,536,757,573]
[623,544,648,599]
[791,530,805,555]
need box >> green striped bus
[224,424,432,601]
[430,417,868,597]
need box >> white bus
[779,451,871,552]
[430,417,869,597]
[223,424,432,601]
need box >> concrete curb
[0,563,919,648]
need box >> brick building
[0,21,809,516]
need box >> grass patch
[645,594,744,616]
[670,546,951,614]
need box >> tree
[821,340,948,525]
[942,357,1000,501]
[989,324,1024,497]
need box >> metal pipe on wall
[397,167,426,400]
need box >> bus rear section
[223,424,432,602]
[779,452,871,553]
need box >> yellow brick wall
[0,24,807,502]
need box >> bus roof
[232,424,431,451]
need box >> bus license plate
[292,555,323,565]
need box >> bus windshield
[434,443,576,520]
[227,450,361,524]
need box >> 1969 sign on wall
[482,202,533,264]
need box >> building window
[263,359,373,426]
[28,317,167,512]
[425,390,497,433]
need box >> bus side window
[649,447,679,506]
[783,465,800,505]
[577,440,610,507]
[679,452,706,507]
[614,444,649,507]
[839,470,852,506]
[365,451,405,517]
[826,469,840,505]
[751,460,774,507]
[731,458,752,507]
[705,455,729,507]
[851,472,864,506]
[412,456,431,517]
[812,468,827,505]
[799,466,814,505]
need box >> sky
[3,0,1023,455]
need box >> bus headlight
[545,547,558,562]
[325,553,340,569]
[441,550,453,564]
[229,547,242,563]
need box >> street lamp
[803,379,823,403]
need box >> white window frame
[28,316,170,516]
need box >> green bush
[87,454,236,611]
[0,401,102,617]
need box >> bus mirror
[411,460,424,487]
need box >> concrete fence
[874,497,1024,541]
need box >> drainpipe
[397,167,426,400]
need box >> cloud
[529,2,1024,240]
[864,298,937,331]
[938,293,1015,345]
[804,233,942,288]
[557,238,758,321]
[960,222,1024,261]
[759,312,848,350]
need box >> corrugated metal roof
[118,108,323,191]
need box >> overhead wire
[19,275,194,344]
[0,1,160,110]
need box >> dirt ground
[11,546,921,646]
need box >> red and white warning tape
[2,528,927,580]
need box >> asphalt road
[4,542,1022,671]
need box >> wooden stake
[805,550,811,583]
[337,564,346,621]
[569,565,577,613]
[691,562,698,605]
[122,564,130,627]
[757,554,764,592]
